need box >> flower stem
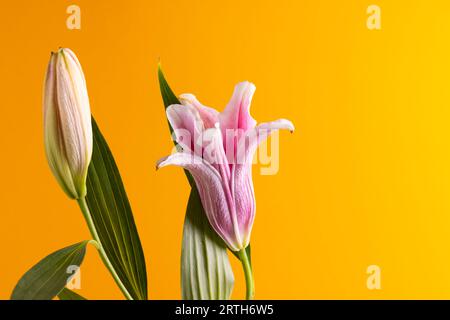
[77,196,133,300]
[238,248,254,300]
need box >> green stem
[238,248,254,300]
[77,196,133,300]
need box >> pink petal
[166,104,204,155]
[231,164,255,249]
[219,82,257,133]
[246,119,295,157]
[256,118,295,133]
[201,127,231,181]
[179,94,219,129]
[157,152,243,251]
[237,118,295,165]
[227,119,294,248]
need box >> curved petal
[157,152,242,251]
[44,99,78,198]
[228,120,294,248]
[231,164,255,249]
[201,127,231,181]
[166,104,204,155]
[219,82,257,133]
[55,50,92,178]
[236,118,295,166]
[256,118,295,133]
[179,93,219,129]
[43,53,76,198]
[61,48,92,157]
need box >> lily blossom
[157,82,294,251]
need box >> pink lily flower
[157,82,294,252]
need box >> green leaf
[158,63,194,185]
[58,288,87,300]
[85,118,148,300]
[181,188,234,299]
[158,64,234,299]
[11,241,89,300]
[158,63,181,119]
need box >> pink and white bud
[43,48,93,199]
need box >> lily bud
[43,48,93,199]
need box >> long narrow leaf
[157,64,194,185]
[158,64,234,299]
[85,118,148,300]
[58,288,87,300]
[11,241,89,300]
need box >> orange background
[1,0,450,299]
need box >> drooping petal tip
[257,118,295,133]
[280,119,295,133]
[156,155,170,170]
[287,120,295,133]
